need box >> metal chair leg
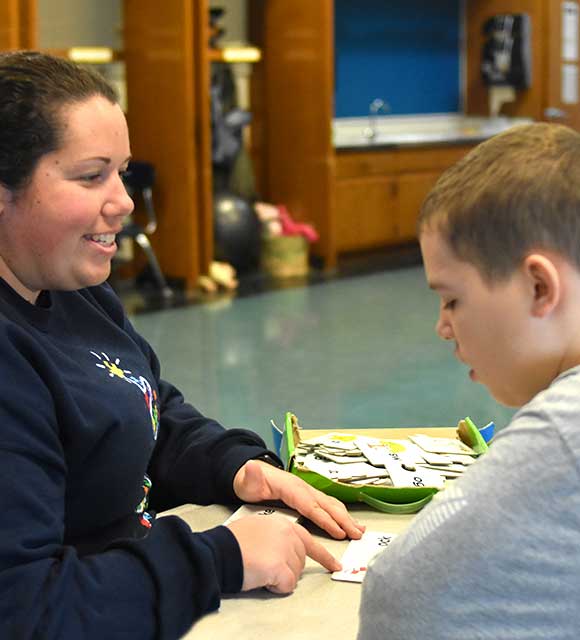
[134,233,174,299]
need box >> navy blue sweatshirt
[0,280,271,639]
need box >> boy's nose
[436,315,454,341]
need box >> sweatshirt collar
[0,277,53,331]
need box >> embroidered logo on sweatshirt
[91,351,160,439]
[136,474,153,529]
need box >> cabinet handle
[544,107,567,120]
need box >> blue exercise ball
[213,192,261,273]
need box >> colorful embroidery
[136,474,152,514]
[139,511,154,529]
[91,351,160,439]
[91,352,159,531]
[137,475,153,529]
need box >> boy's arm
[358,405,580,639]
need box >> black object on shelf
[481,14,532,89]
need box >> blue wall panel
[334,0,461,118]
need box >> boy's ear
[522,254,560,317]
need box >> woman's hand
[233,459,365,540]
[226,515,341,593]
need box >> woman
[0,51,363,639]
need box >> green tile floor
[130,265,514,449]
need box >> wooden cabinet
[249,0,336,268]
[333,144,473,254]
[334,176,398,252]
[6,1,580,282]
[0,1,36,50]
[123,0,212,290]
[251,0,580,271]
[397,171,442,241]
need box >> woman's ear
[522,253,560,318]
[0,185,9,215]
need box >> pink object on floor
[277,206,319,243]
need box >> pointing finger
[293,523,342,572]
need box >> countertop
[333,113,533,150]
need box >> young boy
[358,123,580,638]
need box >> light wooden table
[167,427,455,640]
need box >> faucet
[363,98,390,141]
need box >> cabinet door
[544,0,580,129]
[396,172,441,241]
[250,0,335,267]
[124,0,211,289]
[0,0,36,50]
[334,176,398,252]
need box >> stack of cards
[332,531,397,583]
[294,432,478,489]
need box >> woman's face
[0,95,134,303]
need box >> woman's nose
[103,175,135,219]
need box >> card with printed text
[332,531,397,583]
[223,503,301,526]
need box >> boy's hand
[226,514,341,593]
[233,459,365,540]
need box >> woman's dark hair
[0,51,118,191]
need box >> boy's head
[419,123,580,408]
[418,123,580,282]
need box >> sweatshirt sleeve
[118,311,272,511]
[0,327,244,639]
[147,378,273,510]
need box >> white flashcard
[315,450,369,464]
[449,454,476,466]
[356,437,393,466]
[332,531,397,583]
[409,434,475,456]
[381,452,445,489]
[223,504,300,526]
[331,462,390,481]
[299,454,388,482]
[356,437,424,468]
[416,464,464,478]
[302,433,359,450]
[419,451,454,466]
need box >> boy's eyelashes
[442,299,457,310]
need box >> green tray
[282,412,439,515]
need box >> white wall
[38,1,247,49]
[38,0,123,49]
[209,0,248,44]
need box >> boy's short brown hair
[418,123,580,282]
